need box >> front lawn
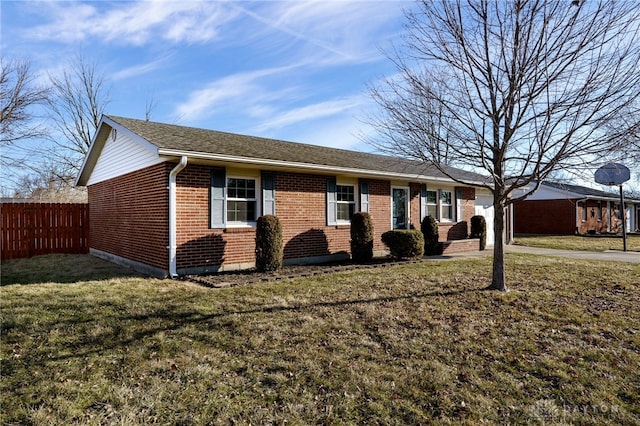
[514,234,640,252]
[2,254,639,425]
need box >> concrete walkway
[505,244,640,263]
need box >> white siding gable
[87,128,163,185]
[526,185,579,200]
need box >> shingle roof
[543,181,637,201]
[107,115,487,183]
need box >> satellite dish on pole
[594,163,631,252]
[594,163,630,185]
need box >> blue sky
[3,1,638,196]
[2,0,411,152]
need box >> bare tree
[47,54,110,185]
[11,161,87,202]
[0,58,51,196]
[1,58,49,148]
[369,0,640,290]
[145,92,157,122]
[605,102,640,165]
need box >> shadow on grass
[1,253,142,286]
[27,286,478,365]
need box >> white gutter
[168,156,188,278]
[157,148,488,187]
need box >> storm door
[392,187,410,229]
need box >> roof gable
[76,116,163,186]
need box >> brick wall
[367,179,391,252]
[440,239,480,254]
[409,182,422,229]
[576,200,610,234]
[175,164,227,271]
[514,199,575,234]
[89,162,483,275]
[174,168,396,271]
[458,186,476,224]
[277,172,349,260]
[88,163,170,271]
[514,198,626,235]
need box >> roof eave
[158,148,486,186]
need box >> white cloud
[173,65,302,121]
[112,55,172,81]
[253,96,366,133]
[30,1,237,46]
[232,1,408,66]
[289,114,372,151]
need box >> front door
[392,187,409,229]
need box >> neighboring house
[76,115,495,278]
[514,181,639,236]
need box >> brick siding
[173,168,396,271]
[89,163,480,275]
[88,163,170,271]
[515,199,622,235]
[440,239,480,254]
[514,199,575,234]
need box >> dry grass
[514,234,640,252]
[2,253,639,425]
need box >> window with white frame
[440,190,453,221]
[426,190,438,218]
[327,178,358,225]
[336,184,355,222]
[421,186,460,222]
[211,169,267,228]
[226,177,257,224]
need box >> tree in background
[370,0,640,291]
[0,58,50,184]
[47,54,110,187]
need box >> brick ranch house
[514,181,639,236]
[76,115,498,278]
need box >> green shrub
[350,212,374,263]
[255,215,283,272]
[470,215,487,251]
[421,215,440,255]
[381,230,425,259]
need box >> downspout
[169,156,188,278]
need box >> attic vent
[111,129,117,141]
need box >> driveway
[505,244,640,263]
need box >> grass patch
[1,254,140,285]
[515,234,640,252]
[2,254,640,424]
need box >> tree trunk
[488,202,507,291]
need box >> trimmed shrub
[350,212,374,263]
[381,230,425,259]
[255,215,283,272]
[470,215,487,251]
[421,215,440,256]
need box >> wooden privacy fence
[1,203,89,260]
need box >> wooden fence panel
[1,203,89,260]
